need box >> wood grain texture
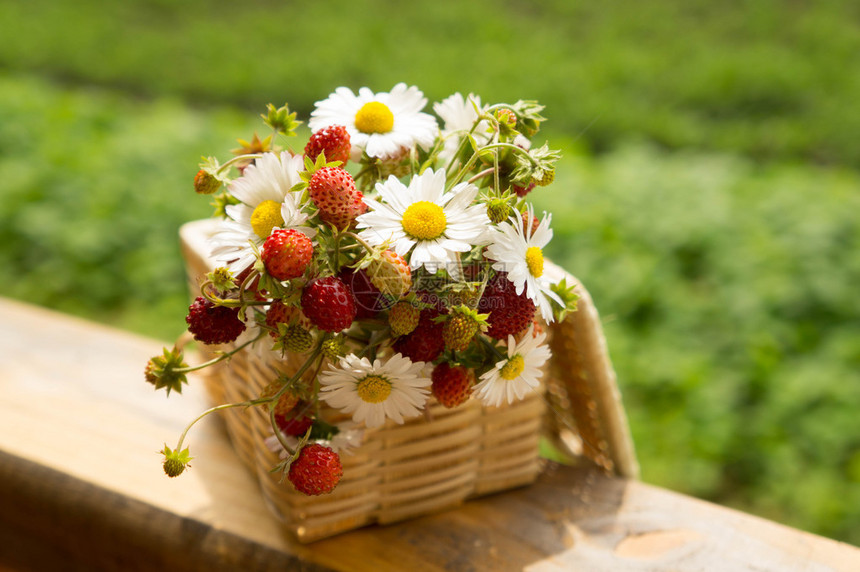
[1,297,858,571]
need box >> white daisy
[309,83,438,160]
[474,325,551,407]
[356,168,489,279]
[433,92,489,164]
[485,204,562,322]
[319,353,431,429]
[210,152,312,275]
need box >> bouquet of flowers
[146,83,579,499]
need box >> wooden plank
[1,297,858,571]
[0,450,327,572]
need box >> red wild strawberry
[393,296,446,362]
[513,182,536,198]
[304,125,351,166]
[274,391,300,416]
[338,267,384,319]
[186,296,246,345]
[521,210,540,235]
[265,299,294,338]
[531,317,544,337]
[431,362,474,408]
[288,443,343,496]
[479,272,536,340]
[301,276,357,332]
[261,229,314,281]
[260,381,300,416]
[308,166,367,230]
[275,407,314,437]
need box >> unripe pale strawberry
[533,169,555,187]
[279,323,313,354]
[487,198,513,224]
[321,336,346,361]
[194,169,221,195]
[367,250,411,298]
[442,313,479,352]
[388,301,420,337]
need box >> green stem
[492,130,502,197]
[356,330,388,359]
[331,230,342,274]
[448,142,536,191]
[343,231,377,254]
[467,167,494,185]
[419,137,447,173]
[174,333,265,373]
[217,153,264,174]
[175,395,271,451]
[409,147,419,174]
[269,402,294,454]
[239,270,259,302]
[268,346,325,453]
[335,243,361,252]
[308,357,326,408]
[200,279,266,308]
[444,120,483,179]
[353,159,379,192]
[481,103,515,116]
[479,335,506,361]
[354,162,376,181]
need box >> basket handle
[543,261,639,479]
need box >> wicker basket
[180,219,638,543]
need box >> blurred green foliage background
[1,0,858,544]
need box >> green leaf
[550,278,580,322]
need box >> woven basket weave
[180,219,638,542]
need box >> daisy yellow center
[401,201,447,240]
[354,101,394,134]
[356,375,392,403]
[525,246,544,278]
[500,355,525,380]
[250,200,284,239]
